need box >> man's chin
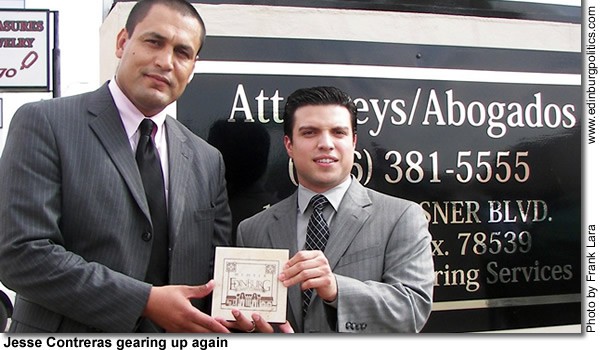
[139,93,173,113]
[304,176,344,192]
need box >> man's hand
[142,280,230,333]
[216,309,294,333]
[279,250,337,302]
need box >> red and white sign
[0,10,50,90]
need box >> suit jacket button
[142,231,152,241]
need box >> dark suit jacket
[0,84,231,332]
[237,179,434,333]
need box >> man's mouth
[315,157,337,164]
[146,73,170,86]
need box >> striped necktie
[302,194,330,317]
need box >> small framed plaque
[212,247,289,323]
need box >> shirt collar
[108,79,167,140]
[298,176,352,214]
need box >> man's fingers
[282,262,332,288]
[187,312,231,333]
[232,309,257,332]
[285,250,320,267]
[186,280,216,299]
[300,274,328,290]
[146,283,231,333]
[252,313,275,333]
[215,317,236,329]
[201,317,231,333]
[217,312,293,333]
[278,321,295,333]
[216,310,259,332]
[280,256,320,283]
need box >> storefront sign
[0,9,50,91]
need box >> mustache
[144,71,171,85]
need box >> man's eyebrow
[297,125,350,131]
[142,31,195,55]
[142,31,166,40]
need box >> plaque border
[212,247,289,323]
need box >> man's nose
[318,133,335,150]
[155,48,174,70]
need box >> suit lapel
[267,194,299,252]
[267,194,303,331]
[326,180,372,270]
[88,84,150,220]
[164,117,192,239]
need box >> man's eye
[176,50,193,60]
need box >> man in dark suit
[0,0,231,333]
[228,86,434,333]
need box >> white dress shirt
[296,176,352,250]
[108,79,169,201]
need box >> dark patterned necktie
[136,118,169,286]
[303,194,330,317]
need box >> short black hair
[125,0,206,56]
[283,86,357,139]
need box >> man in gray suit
[0,0,230,333]
[231,86,434,333]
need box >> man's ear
[284,135,294,158]
[115,28,128,59]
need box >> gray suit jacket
[0,84,231,332]
[237,179,433,333]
